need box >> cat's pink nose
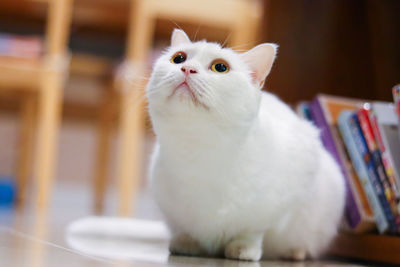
[181,66,197,75]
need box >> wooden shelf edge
[328,233,400,264]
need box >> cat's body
[66,29,345,262]
[147,29,345,261]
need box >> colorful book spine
[348,113,398,233]
[338,111,389,233]
[369,110,400,199]
[357,108,400,231]
[0,34,42,58]
[309,99,361,229]
[393,84,400,139]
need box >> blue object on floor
[0,177,16,206]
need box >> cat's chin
[168,83,209,110]
[174,83,193,98]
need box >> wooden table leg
[34,70,64,210]
[93,88,116,214]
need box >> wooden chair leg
[16,92,36,206]
[116,80,145,216]
[230,23,253,50]
[28,209,49,267]
[93,88,115,214]
[34,71,63,210]
[230,1,262,50]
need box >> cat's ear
[171,29,191,46]
[240,43,278,88]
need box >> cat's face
[147,29,277,124]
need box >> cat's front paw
[169,233,205,257]
[224,240,262,261]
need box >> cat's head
[147,29,277,124]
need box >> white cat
[147,29,345,261]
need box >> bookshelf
[329,233,400,264]
[298,94,400,265]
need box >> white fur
[147,29,345,261]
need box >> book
[309,95,375,232]
[357,107,400,231]
[369,102,400,202]
[338,111,390,233]
[393,84,400,139]
[0,33,42,59]
[348,113,399,233]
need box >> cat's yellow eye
[210,59,229,73]
[171,51,187,64]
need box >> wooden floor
[0,181,371,267]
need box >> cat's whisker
[154,72,177,88]
[221,33,231,48]
[121,75,176,111]
[120,90,150,112]
[192,79,210,99]
[146,89,165,99]
[230,49,248,53]
[124,74,150,80]
[192,79,230,115]
[193,25,201,42]
[169,20,183,31]
[228,41,260,51]
[123,80,150,89]
[123,79,186,115]
[206,92,233,122]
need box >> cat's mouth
[168,81,208,109]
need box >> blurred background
[0,0,399,266]
[0,0,398,216]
